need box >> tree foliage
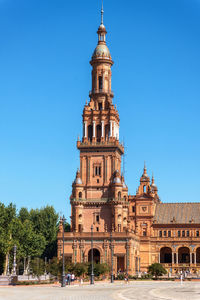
[0,203,59,274]
[30,258,45,279]
[148,263,167,279]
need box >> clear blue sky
[0,0,200,222]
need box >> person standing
[66,273,71,285]
[71,273,75,284]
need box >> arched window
[96,125,101,142]
[118,191,121,200]
[99,76,103,91]
[143,185,146,193]
[88,125,93,142]
[78,192,82,199]
[178,247,190,263]
[160,247,172,263]
[105,124,110,140]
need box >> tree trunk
[3,253,8,275]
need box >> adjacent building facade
[57,9,200,275]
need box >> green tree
[87,263,110,278]
[29,206,59,258]
[74,263,87,277]
[148,263,167,279]
[94,263,110,277]
[0,203,17,274]
[30,258,45,280]
[47,257,61,279]
[18,207,30,223]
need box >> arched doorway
[88,249,100,264]
[196,247,200,263]
[178,247,190,263]
[160,247,172,263]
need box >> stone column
[110,120,113,137]
[126,239,130,274]
[190,252,192,264]
[139,257,141,272]
[158,252,160,263]
[84,121,87,138]
[176,252,178,264]
[135,257,138,274]
[114,207,118,232]
[194,252,197,265]
[75,206,79,232]
[101,120,104,138]
[93,121,96,138]
[79,242,84,263]
[172,252,174,264]
[72,243,77,264]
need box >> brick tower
[71,8,129,234]
[58,6,140,273]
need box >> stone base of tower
[57,231,140,276]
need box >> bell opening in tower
[99,76,103,91]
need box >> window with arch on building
[94,164,101,176]
[99,76,103,91]
[78,192,82,199]
[88,125,93,142]
[143,229,147,236]
[143,185,146,193]
[118,191,121,200]
[105,124,110,140]
[96,124,101,142]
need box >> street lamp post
[90,224,94,284]
[13,245,17,276]
[110,231,114,283]
[61,215,66,287]
[126,238,128,278]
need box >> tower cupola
[91,2,113,64]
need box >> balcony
[77,139,124,154]
[89,89,114,97]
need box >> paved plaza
[0,281,200,300]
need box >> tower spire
[101,0,104,25]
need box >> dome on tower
[113,170,121,184]
[74,169,82,185]
[91,2,113,63]
[151,175,158,192]
[92,44,111,60]
[140,163,150,182]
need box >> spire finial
[101,0,104,25]
[144,161,147,174]
[152,173,154,184]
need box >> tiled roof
[153,203,200,224]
